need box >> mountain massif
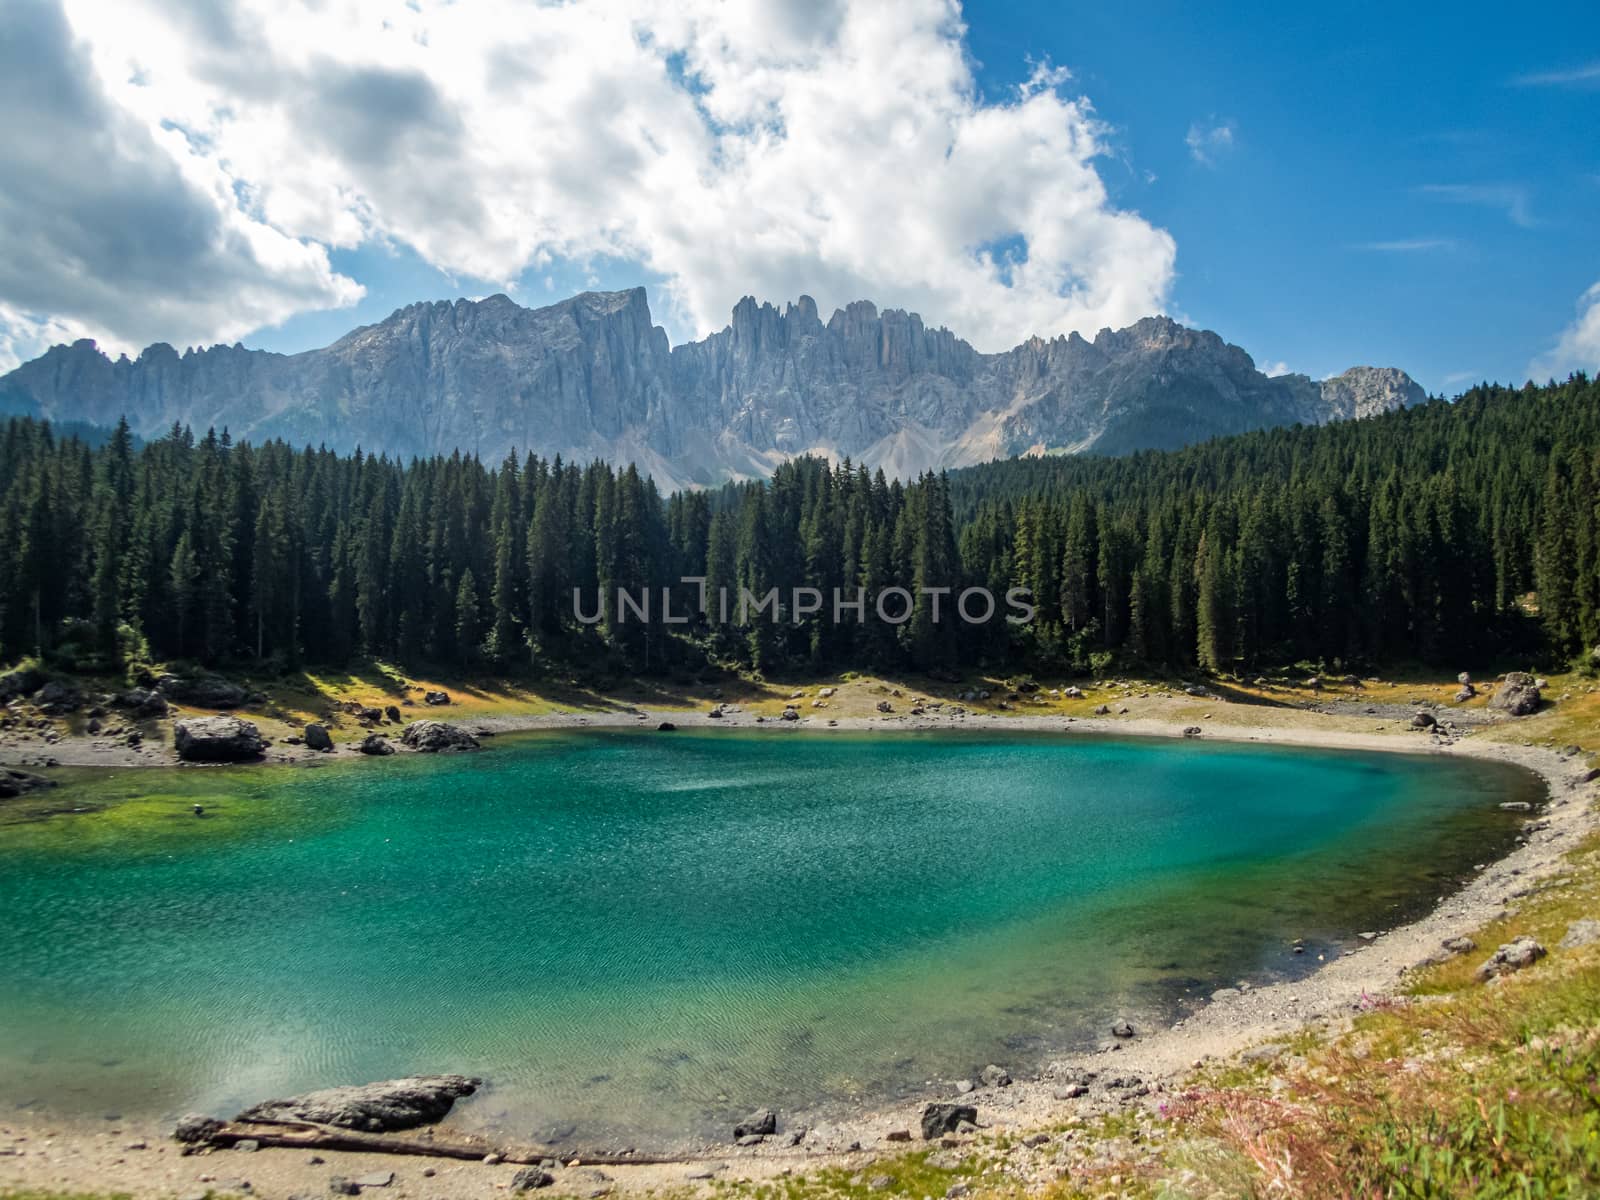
[0,289,1425,489]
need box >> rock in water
[304,723,334,752]
[235,1075,482,1132]
[0,767,55,799]
[400,721,480,753]
[1488,672,1541,716]
[174,716,266,762]
[921,1103,977,1140]
[733,1109,777,1139]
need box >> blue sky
[4,0,1596,392]
[958,0,1600,390]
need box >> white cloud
[0,0,364,370]
[0,0,1178,368]
[1260,359,1291,378]
[1512,61,1600,87]
[1529,281,1600,379]
[1355,238,1457,253]
[1184,118,1235,166]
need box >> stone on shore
[510,1168,554,1191]
[1473,936,1547,982]
[401,720,480,753]
[235,1075,482,1132]
[979,1064,1011,1088]
[159,674,253,709]
[304,723,334,752]
[1559,919,1600,950]
[172,1113,226,1144]
[733,1109,777,1139]
[424,690,451,706]
[358,733,396,756]
[921,1103,977,1140]
[1488,672,1541,716]
[174,716,266,762]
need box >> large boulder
[304,723,334,752]
[34,680,83,713]
[174,716,266,762]
[423,690,451,706]
[158,674,252,709]
[234,1075,481,1133]
[1488,672,1541,717]
[115,687,170,717]
[401,721,480,753]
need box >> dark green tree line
[0,373,1596,679]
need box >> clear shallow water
[0,729,1540,1146]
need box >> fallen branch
[200,1117,694,1166]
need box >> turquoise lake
[0,729,1541,1147]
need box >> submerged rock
[0,767,55,799]
[235,1075,481,1132]
[400,721,480,753]
[174,716,266,762]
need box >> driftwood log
[198,1116,691,1166]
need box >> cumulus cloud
[1529,281,1600,379]
[0,0,1176,368]
[0,0,363,368]
[1184,118,1235,166]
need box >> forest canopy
[0,373,1595,681]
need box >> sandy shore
[1,707,1595,1199]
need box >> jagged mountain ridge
[0,288,1425,490]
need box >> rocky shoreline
[0,705,1594,1197]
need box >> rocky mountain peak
[0,287,1422,491]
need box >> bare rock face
[400,721,480,753]
[173,716,266,762]
[0,290,1423,492]
[234,1075,482,1132]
